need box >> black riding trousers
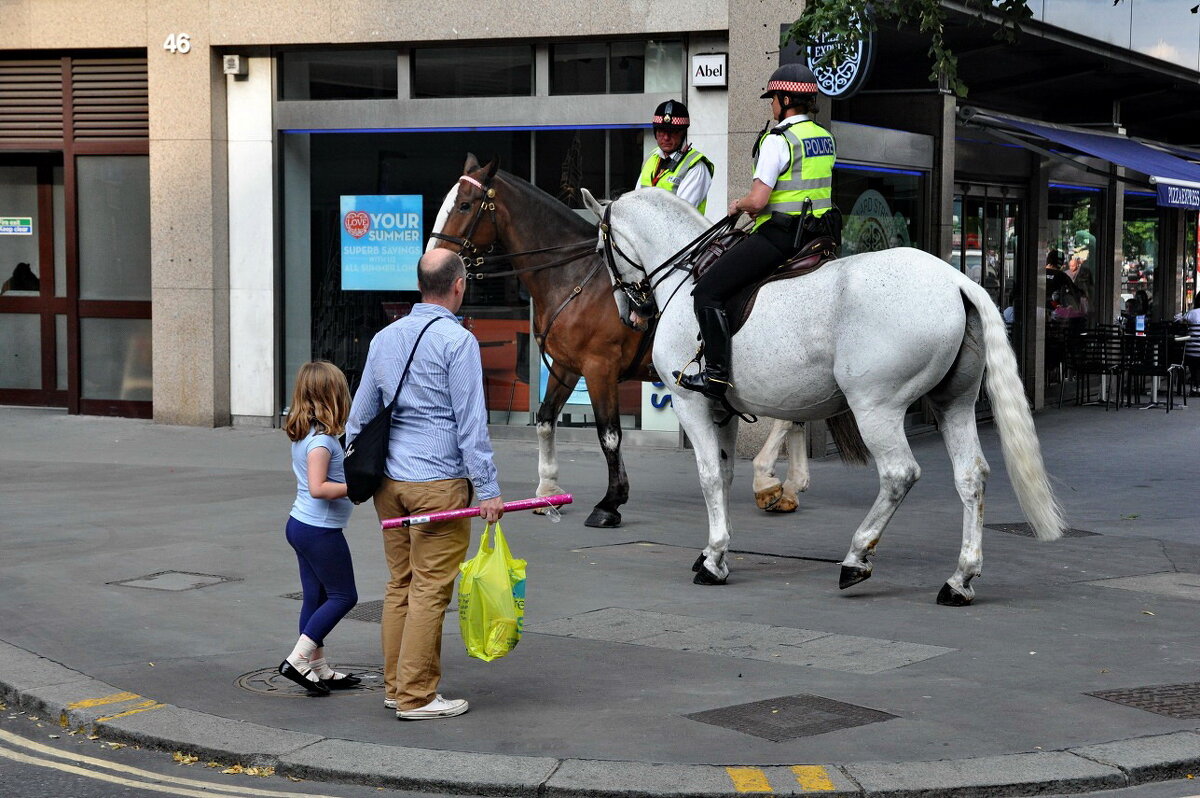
[692,220,793,312]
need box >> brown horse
[432,154,807,527]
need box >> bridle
[599,202,739,330]
[427,173,499,267]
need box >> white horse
[582,188,1065,605]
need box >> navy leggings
[285,517,358,646]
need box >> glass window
[1048,185,1100,320]
[77,156,150,302]
[1132,0,1200,69]
[0,165,40,295]
[0,313,40,389]
[535,129,644,207]
[279,50,398,100]
[56,314,66,391]
[412,46,533,98]
[1122,191,1159,317]
[1043,0,1131,48]
[1183,212,1198,313]
[80,317,151,401]
[551,40,683,95]
[834,166,925,256]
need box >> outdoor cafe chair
[1062,327,1123,410]
[1123,325,1176,412]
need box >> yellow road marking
[792,765,836,791]
[66,691,141,710]
[0,727,340,797]
[726,766,773,792]
[96,699,164,723]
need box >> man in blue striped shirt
[347,249,503,721]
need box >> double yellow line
[66,690,164,724]
[0,727,337,798]
[727,765,836,792]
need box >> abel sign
[340,195,423,291]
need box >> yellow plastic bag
[458,522,526,662]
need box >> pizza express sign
[805,24,876,99]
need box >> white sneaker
[396,694,468,720]
[383,698,397,709]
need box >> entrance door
[0,157,65,407]
[952,191,1022,314]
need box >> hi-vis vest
[638,146,715,214]
[752,119,835,231]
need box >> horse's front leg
[533,368,581,513]
[751,419,804,513]
[582,364,627,528]
[675,396,733,585]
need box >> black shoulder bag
[344,317,440,504]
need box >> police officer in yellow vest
[635,99,714,213]
[675,64,841,401]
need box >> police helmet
[652,99,690,130]
[760,64,821,99]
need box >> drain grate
[108,571,240,591]
[1087,682,1200,719]
[235,664,384,697]
[985,522,1098,538]
[686,694,896,742]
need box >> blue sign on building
[340,195,423,291]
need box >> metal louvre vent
[71,58,148,140]
[0,59,65,142]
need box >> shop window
[279,50,399,100]
[1122,191,1158,316]
[1183,212,1198,312]
[81,317,151,401]
[412,45,533,98]
[833,165,925,256]
[77,155,150,302]
[1048,184,1100,319]
[535,129,644,207]
[551,40,683,95]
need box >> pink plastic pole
[380,493,573,529]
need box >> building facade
[1,1,1197,438]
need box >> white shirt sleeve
[675,162,712,210]
[752,133,792,188]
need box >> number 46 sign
[162,33,192,54]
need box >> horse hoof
[768,495,798,513]
[693,565,728,586]
[691,554,705,572]
[936,582,973,606]
[754,485,783,510]
[839,565,872,590]
[584,508,622,528]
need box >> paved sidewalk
[1,402,1199,796]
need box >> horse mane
[617,187,709,232]
[497,170,598,239]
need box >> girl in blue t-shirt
[278,361,359,696]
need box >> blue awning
[962,109,1200,210]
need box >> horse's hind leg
[839,408,920,590]
[533,370,581,513]
[931,394,989,606]
[752,420,806,512]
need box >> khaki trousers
[372,477,472,710]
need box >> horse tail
[958,278,1066,542]
[827,411,870,466]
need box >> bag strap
[387,316,442,408]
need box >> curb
[2,640,1198,797]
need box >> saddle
[694,235,839,335]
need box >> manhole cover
[108,571,240,591]
[685,694,896,742]
[235,665,384,697]
[985,522,1097,538]
[1087,682,1200,719]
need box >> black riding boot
[675,306,732,400]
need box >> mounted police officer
[635,99,714,213]
[675,64,841,401]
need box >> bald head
[419,249,467,300]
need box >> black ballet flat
[320,673,362,690]
[278,660,330,696]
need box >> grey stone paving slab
[1072,731,1200,784]
[844,752,1127,797]
[1084,572,1200,601]
[278,737,558,796]
[545,760,861,797]
[0,642,87,697]
[531,608,952,674]
[102,705,324,766]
